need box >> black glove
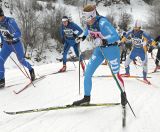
[148,46,154,53]
[4,32,13,40]
[101,39,108,47]
[78,36,86,41]
[73,33,78,39]
[76,36,86,43]
[81,36,86,41]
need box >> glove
[118,42,123,46]
[73,33,78,39]
[75,36,86,43]
[81,36,86,41]
[94,38,108,47]
[148,46,154,53]
[4,32,13,40]
[101,39,108,47]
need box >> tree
[118,12,133,31]
[147,1,160,37]
[13,0,41,51]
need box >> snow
[0,52,160,132]
[0,0,160,131]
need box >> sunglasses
[82,10,96,22]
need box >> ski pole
[10,44,35,87]
[78,43,81,95]
[79,55,81,95]
[99,46,136,117]
[79,48,87,67]
[9,56,28,78]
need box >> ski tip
[3,111,15,115]
[13,90,18,94]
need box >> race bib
[89,30,103,39]
[64,28,74,38]
[132,38,143,48]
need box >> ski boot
[59,65,66,72]
[72,96,90,106]
[0,78,5,88]
[29,68,35,81]
[133,59,137,65]
[143,78,151,84]
[121,92,127,107]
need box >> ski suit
[0,16,33,79]
[121,29,153,79]
[60,22,83,65]
[83,16,124,96]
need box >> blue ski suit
[121,29,153,79]
[60,22,83,65]
[83,16,122,96]
[0,16,33,79]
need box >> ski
[136,78,151,85]
[94,75,151,78]
[13,76,46,94]
[148,70,160,74]
[5,82,24,88]
[122,106,126,128]
[42,69,75,77]
[13,70,75,94]
[136,78,159,88]
[4,103,120,115]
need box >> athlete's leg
[125,48,139,75]
[102,46,125,91]
[0,43,12,79]
[62,42,70,65]
[12,42,32,70]
[102,45,127,106]
[84,47,104,96]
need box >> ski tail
[13,76,46,94]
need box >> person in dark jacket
[59,16,85,72]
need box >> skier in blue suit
[121,20,153,84]
[72,5,127,107]
[59,16,85,72]
[0,8,35,88]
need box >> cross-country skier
[59,16,85,72]
[72,5,127,107]
[0,8,35,88]
[121,20,153,84]
[149,35,160,72]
